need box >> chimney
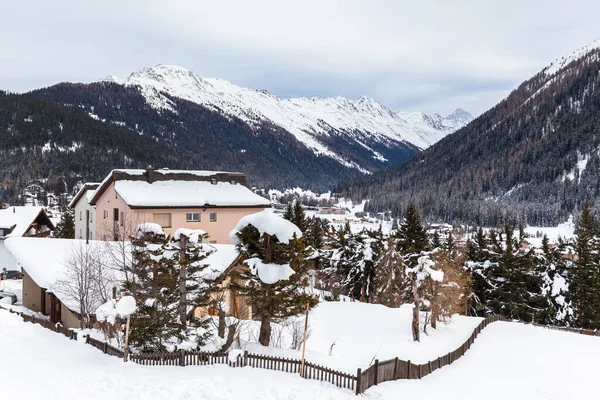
[146,166,154,184]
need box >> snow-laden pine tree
[396,203,430,266]
[53,208,75,238]
[230,210,317,346]
[127,223,181,352]
[372,237,405,307]
[572,200,600,328]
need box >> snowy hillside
[2,304,598,399]
[102,65,472,168]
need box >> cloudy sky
[1,0,599,115]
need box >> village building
[71,168,271,244]
[0,205,54,271]
[70,182,100,240]
[5,236,251,329]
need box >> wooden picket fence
[3,307,508,394]
[355,314,503,393]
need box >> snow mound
[244,258,295,284]
[116,296,137,317]
[230,210,301,244]
[137,222,164,238]
[173,228,206,244]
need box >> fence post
[355,368,362,395]
[103,342,108,354]
[393,357,398,379]
[85,334,90,344]
[373,359,379,385]
[179,349,185,367]
[243,350,248,367]
[407,360,411,379]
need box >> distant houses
[0,205,54,271]
[70,167,272,243]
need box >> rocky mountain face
[338,39,600,226]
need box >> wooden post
[393,357,398,379]
[244,350,248,367]
[299,301,310,377]
[407,360,411,379]
[179,349,185,367]
[123,315,131,362]
[373,359,379,385]
[355,368,362,395]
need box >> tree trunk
[179,234,188,328]
[216,324,237,354]
[218,309,226,338]
[411,272,420,342]
[259,314,271,346]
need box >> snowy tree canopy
[230,210,302,244]
[244,257,295,284]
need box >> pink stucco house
[82,168,271,243]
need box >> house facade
[85,168,271,243]
[70,183,100,241]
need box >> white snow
[244,258,295,284]
[200,244,239,280]
[105,65,472,169]
[115,180,271,208]
[0,206,45,238]
[173,228,207,244]
[2,299,599,399]
[5,238,125,312]
[115,296,136,317]
[230,209,302,244]
[136,222,165,237]
[544,37,600,76]
[95,299,118,324]
[228,348,244,363]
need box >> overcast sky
[1,1,599,116]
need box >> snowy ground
[236,302,481,374]
[1,309,598,400]
[0,278,22,303]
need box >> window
[79,211,82,221]
[120,212,124,227]
[209,240,217,244]
[153,213,172,228]
[186,212,200,222]
[210,212,217,222]
[79,229,82,239]
[103,210,108,219]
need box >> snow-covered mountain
[102,65,471,169]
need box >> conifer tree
[127,226,181,352]
[572,200,600,328]
[291,200,308,233]
[54,208,75,238]
[231,213,317,346]
[396,204,429,264]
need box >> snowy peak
[544,38,600,76]
[105,64,471,170]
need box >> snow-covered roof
[114,180,271,208]
[202,244,239,280]
[0,206,51,238]
[5,237,239,311]
[5,237,125,312]
[69,183,100,208]
[230,210,302,244]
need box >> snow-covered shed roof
[5,237,240,312]
[69,183,100,208]
[88,168,265,207]
[0,206,54,238]
[114,180,271,208]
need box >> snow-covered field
[238,302,481,374]
[1,307,598,399]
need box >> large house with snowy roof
[0,206,54,272]
[70,168,271,244]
